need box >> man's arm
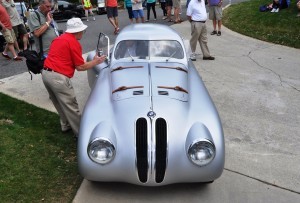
[30,11,52,38]
[0,21,6,32]
[33,22,50,37]
[76,55,107,71]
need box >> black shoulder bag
[23,11,45,79]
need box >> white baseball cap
[65,18,88,33]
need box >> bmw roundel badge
[147,111,156,118]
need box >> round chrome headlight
[188,139,215,166]
[88,138,116,164]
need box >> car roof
[115,24,183,43]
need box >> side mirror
[97,32,110,62]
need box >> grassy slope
[0,92,82,202]
[223,0,300,48]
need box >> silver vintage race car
[78,24,225,186]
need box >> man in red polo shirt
[105,0,119,34]
[42,18,106,137]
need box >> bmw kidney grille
[136,117,167,184]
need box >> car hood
[111,61,188,102]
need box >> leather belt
[43,67,53,72]
[192,20,206,23]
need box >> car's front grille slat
[155,118,167,183]
[136,118,148,183]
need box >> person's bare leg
[167,6,172,21]
[108,17,117,29]
[218,20,222,31]
[85,10,89,21]
[22,33,29,50]
[7,43,18,58]
[3,44,10,56]
[89,9,95,20]
[174,7,179,22]
[114,17,119,28]
[14,40,21,53]
[213,19,217,31]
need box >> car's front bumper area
[78,116,224,186]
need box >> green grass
[0,93,82,202]
[223,0,300,48]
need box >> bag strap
[34,11,44,59]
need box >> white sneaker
[271,8,276,12]
[190,53,196,61]
[87,18,89,21]
[275,8,279,12]
[93,17,95,21]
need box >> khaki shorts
[209,6,222,21]
[173,0,181,8]
[1,28,17,44]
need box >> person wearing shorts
[1,0,29,52]
[0,4,22,60]
[12,23,28,50]
[106,0,119,34]
[131,0,145,23]
[173,0,182,24]
[165,0,173,22]
[82,0,95,21]
[208,0,223,36]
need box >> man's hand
[0,24,6,32]
[218,0,222,6]
[93,55,107,65]
[46,12,53,24]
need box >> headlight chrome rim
[88,138,116,165]
[187,139,216,167]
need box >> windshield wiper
[156,65,188,73]
[112,86,144,93]
[157,86,189,94]
[166,50,177,62]
[127,49,134,61]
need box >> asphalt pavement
[1,4,300,203]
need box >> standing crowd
[1,0,225,137]
[0,0,27,61]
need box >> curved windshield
[114,40,184,60]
